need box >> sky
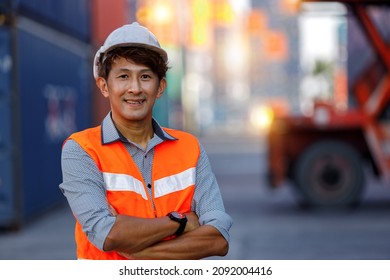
[298,2,347,72]
[299,16,339,71]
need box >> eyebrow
[116,67,153,73]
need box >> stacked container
[0,0,91,228]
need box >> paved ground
[0,202,76,259]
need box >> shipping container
[0,9,92,228]
[17,0,91,42]
[17,17,91,221]
[0,26,18,227]
[90,0,130,125]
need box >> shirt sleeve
[192,142,233,243]
[59,139,115,250]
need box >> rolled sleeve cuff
[86,215,116,251]
[199,210,233,243]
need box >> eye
[140,73,152,80]
[117,74,128,79]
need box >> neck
[113,117,154,150]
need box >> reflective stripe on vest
[103,172,147,199]
[154,167,196,198]
[103,167,196,199]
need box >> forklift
[267,0,390,207]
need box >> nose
[127,78,142,95]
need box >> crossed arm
[103,210,229,260]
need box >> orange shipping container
[90,0,131,125]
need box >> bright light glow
[299,16,340,71]
[282,0,301,13]
[223,36,247,73]
[152,2,173,24]
[229,0,251,14]
[250,105,274,131]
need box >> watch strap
[167,212,187,236]
[175,217,187,236]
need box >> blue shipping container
[17,0,91,42]
[0,16,92,227]
[16,17,91,221]
[0,26,18,227]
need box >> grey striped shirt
[59,113,233,251]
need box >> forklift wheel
[293,140,365,208]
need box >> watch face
[171,211,185,219]
[168,211,187,236]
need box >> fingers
[118,251,135,259]
[184,211,200,232]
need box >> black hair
[97,46,168,80]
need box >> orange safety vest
[68,125,200,259]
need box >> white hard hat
[93,22,168,79]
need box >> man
[60,22,233,260]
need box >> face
[96,57,166,126]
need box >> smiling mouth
[125,99,145,105]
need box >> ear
[96,77,109,98]
[157,78,167,99]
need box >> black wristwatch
[167,211,187,236]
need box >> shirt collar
[101,112,176,145]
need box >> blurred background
[0,0,390,259]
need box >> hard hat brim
[92,23,168,79]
